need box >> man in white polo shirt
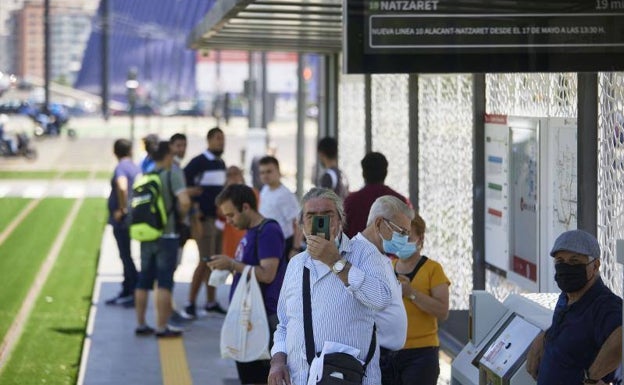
[354,195,413,385]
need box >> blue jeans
[111,220,138,296]
[137,237,178,291]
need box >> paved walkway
[78,226,240,385]
[78,225,452,385]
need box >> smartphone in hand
[311,215,330,240]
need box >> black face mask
[554,261,593,293]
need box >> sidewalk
[79,226,452,385]
[78,225,239,385]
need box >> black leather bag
[303,267,376,385]
[319,352,365,384]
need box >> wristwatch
[331,258,347,274]
[408,292,417,301]
[583,369,599,384]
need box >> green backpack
[129,171,171,241]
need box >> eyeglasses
[383,218,410,236]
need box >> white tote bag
[220,265,271,362]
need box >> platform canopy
[187,0,342,53]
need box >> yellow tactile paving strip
[158,337,193,385]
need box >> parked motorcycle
[0,131,37,160]
[31,105,76,139]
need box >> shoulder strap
[413,256,428,276]
[303,267,316,365]
[302,267,377,369]
[363,324,376,371]
[399,256,428,282]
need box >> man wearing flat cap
[526,230,622,385]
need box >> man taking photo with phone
[268,187,393,385]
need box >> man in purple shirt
[208,184,285,385]
[344,152,410,238]
[106,139,141,306]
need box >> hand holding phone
[311,215,330,240]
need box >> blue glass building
[74,0,215,105]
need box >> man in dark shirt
[316,137,349,199]
[183,127,227,317]
[344,152,410,238]
[106,139,141,306]
[526,230,622,385]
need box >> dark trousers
[380,347,395,385]
[112,221,138,296]
[393,347,440,385]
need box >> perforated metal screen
[338,72,622,309]
[598,72,624,297]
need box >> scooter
[0,132,37,160]
[31,109,76,139]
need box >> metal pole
[261,51,268,129]
[127,68,138,148]
[364,74,372,153]
[247,52,258,128]
[44,0,51,109]
[577,72,599,236]
[215,49,222,126]
[101,0,109,119]
[130,109,135,148]
[328,54,339,140]
[408,74,419,210]
[472,73,487,290]
[296,54,306,198]
[317,55,327,141]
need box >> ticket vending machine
[478,314,542,385]
[451,291,558,385]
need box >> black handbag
[303,267,376,385]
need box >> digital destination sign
[344,0,624,73]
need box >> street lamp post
[126,68,139,147]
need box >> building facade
[8,0,94,84]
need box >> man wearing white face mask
[353,195,414,385]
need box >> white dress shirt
[352,233,408,351]
[271,234,392,385]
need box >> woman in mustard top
[392,213,451,385]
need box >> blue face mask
[395,242,418,259]
[381,231,409,254]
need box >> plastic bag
[220,265,270,362]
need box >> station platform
[78,226,452,385]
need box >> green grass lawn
[58,170,91,179]
[0,171,59,179]
[0,198,105,385]
[0,198,32,232]
[0,170,109,180]
[0,198,73,342]
[94,170,111,180]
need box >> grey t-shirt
[159,168,186,235]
